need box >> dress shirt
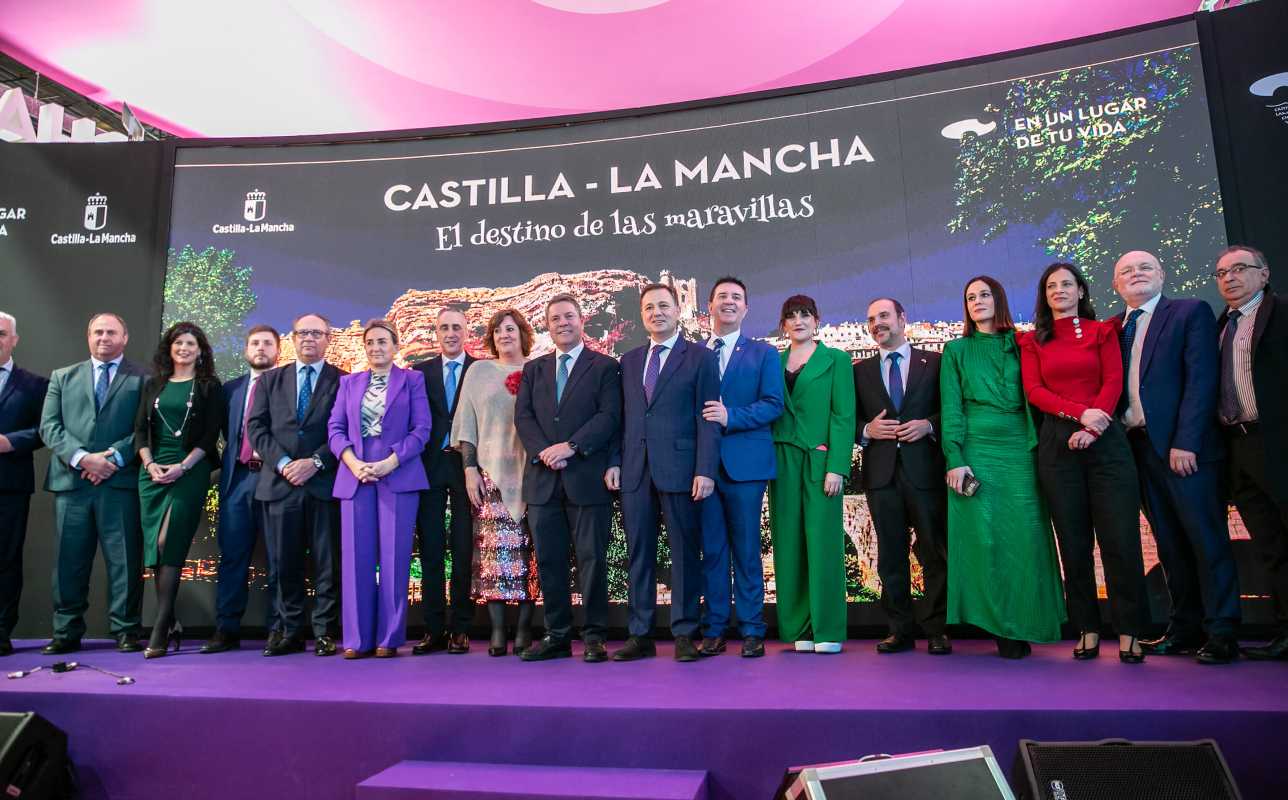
[707,329,741,377]
[442,353,467,390]
[277,360,324,473]
[72,355,125,468]
[554,341,585,399]
[642,330,682,388]
[1121,292,1162,430]
[0,358,12,397]
[1223,290,1263,423]
[861,342,915,443]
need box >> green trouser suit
[769,343,856,643]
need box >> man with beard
[202,325,282,653]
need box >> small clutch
[961,474,981,497]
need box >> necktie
[442,361,459,448]
[1117,309,1145,414]
[94,362,112,413]
[887,351,904,412]
[1219,310,1243,422]
[0,365,10,397]
[713,337,726,378]
[555,353,571,404]
[643,344,666,404]
[296,365,314,425]
[238,377,259,463]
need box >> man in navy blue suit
[608,283,721,662]
[202,325,281,653]
[0,312,49,656]
[697,278,783,658]
[1112,250,1241,664]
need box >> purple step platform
[355,760,707,799]
[1,638,1286,800]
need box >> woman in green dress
[940,276,1065,658]
[134,322,224,658]
[769,295,856,654]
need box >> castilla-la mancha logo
[244,189,266,222]
[1250,72,1288,126]
[83,193,107,231]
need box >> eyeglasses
[293,329,328,339]
[1211,264,1260,280]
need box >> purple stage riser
[356,761,708,800]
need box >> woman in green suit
[769,295,856,654]
[940,276,1066,659]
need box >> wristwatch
[311,454,325,470]
[567,441,579,454]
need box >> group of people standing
[0,243,1284,666]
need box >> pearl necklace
[154,380,196,437]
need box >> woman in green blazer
[769,295,857,653]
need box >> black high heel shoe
[1119,635,1145,664]
[1073,632,1100,660]
[145,621,183,659]
[487,626,508,657]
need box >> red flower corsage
[505,371,523,395]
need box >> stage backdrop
[165,19,1253,624]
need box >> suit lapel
[101,359,137,412]
[556,348,592,411]
[304,363,336,424]
[348,371,369,436]
[719,336,750,390]
[791,343,830,400]
[385,366,405,423]
[866,355,894,411]
[904,349,929,400]
[624,347,647,408]
[0,367,18,409]
[1140,296,1172,380]
[228,376,249,444]
[648,336,687,407]
[1250,291,1275,357]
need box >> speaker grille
[1020,741,1239,800]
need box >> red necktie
[238,377,258,464]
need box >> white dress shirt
[0,358,12,397]
[553,341,585,399]
[643,330,682,387]
[707,329,740,377]
[1121,292,1162,429]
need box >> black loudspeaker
[0,712,74,799]
[1013,739,1242,800]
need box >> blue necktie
[887,351,904,412]
[442,361,459,448]
[1117,308,1145,414]
[94,362,112,413]
[555,353,571,404]
[713,337,726,378]
[296,365,314,425]
[643,344,666,405]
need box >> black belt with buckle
[1223,421,1260,438]
[246,458,263,472]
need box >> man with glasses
[1111,250,1240,664]
[1212,245,1288,660]
[246,314,345,656]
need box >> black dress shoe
[520,636,571,661]
[995,637,1031,659]
[1196,635,1239,665]
[200,630,241,654]
[612,636,656,661]
[876,633,915,654]
[927,634,953,655]
[411,632,447,655]
[447,632,470,654]
[741,636,765,658]
[313,635,338,657]
[42,638,81,656]
[263,634,305,657]
[0,638,12,656]
[674,635,700,662]
[116,632,144,653]
[582,640,608,663]
[261,630,282,656]
[1140,631,1203,655]
[699,635,727,657]
[1243,633,1288,661]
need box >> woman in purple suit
[328,319,431,659]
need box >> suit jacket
[328,367,431,500]
[413,354,476,489]
[0,365,50,494]
[613,336,721,494]
[40,358,149,492]
[246,360,345,502]
[1218,287,1288,504]
[1114,296,1222,462]
[133,375,225,471]
[773,343,856,479]
[853,348,944,490]
[712,335,784,482]
[219,373,254,497]
[514,346,622,506]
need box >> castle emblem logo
[1249,72,1288,127]
[244,189,267,222]
[83,193,107,231]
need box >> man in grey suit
[39,312,148,653]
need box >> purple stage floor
[1,637,1285,799]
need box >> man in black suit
[1213,245,1288,660]
[246,313,344,657]
[0,312,49,655]
[412,308,476,655]
[855,298,950,655]
[514,294,622,662]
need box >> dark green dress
[939,331,1066,642]
[138,379,213,568]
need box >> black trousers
[1038,418,1148,637]
[866,461,948,636]
[264,491,340,640]
[417,482,474,635]
[528,479,610,644]
[1227,427,1288,632]
[0,492,31,639]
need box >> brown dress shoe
[343,648,369,660]
[699,635,727,657]
[447,632,470,654]
[375,647,397,658]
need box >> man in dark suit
[515,294,622,663]
[246,313,344,657]
[411,308,476,655]
[1212,245,1288,660]
[201,325,281,654]
[0,312,49,655]
[854,298,950,655]
[1112,250,1240,664]
[697,278,783,658]
[608,282,721,662]
[39,312,147,654]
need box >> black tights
[486,601,534,648]
[148,565,183,650]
